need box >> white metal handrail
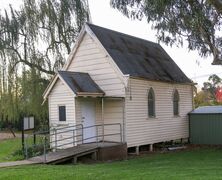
[24,123,122,163]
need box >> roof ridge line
[87,23,160,47]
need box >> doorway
[81,100,96,143]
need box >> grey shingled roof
[190,106,222,114]
[58,71,104,95]
[88,23,192,83]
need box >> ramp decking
[28,142,122,164]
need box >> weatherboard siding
[75,98,123,142]
[67,33,125,97]
[49,79,76,126]
[103,99,123,142]
[48,79,76,148]
[125,78,193,147]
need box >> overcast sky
[1,0,222,88]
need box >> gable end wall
[48,79,76,127]
[67,33,125,97]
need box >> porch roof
[58,71,105,97]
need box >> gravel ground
[0,132,21,141]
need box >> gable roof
[87,23,192,84]
[43,23,193,101]
[58,71,104,96]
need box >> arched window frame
[148,87,155,118]
[173,89,180,116]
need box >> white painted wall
[75,98,123,143]
[48,79,76,148]
[67,33,125,97]
[49,79,76,126]
[125,78,193,147]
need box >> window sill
[146,116,157,120]
[173,115,180,118]
[56,123,69,126]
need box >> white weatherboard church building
[43,23,194,151]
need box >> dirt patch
[0,132,21,141]
[128,144,222,159]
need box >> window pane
[173,90,179,116]
[59,106,66,121]
[148,100,154,116]
[148,88,155,117]
[174,101,179,115]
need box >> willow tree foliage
[0,0,88,75]
[110,0,222,65]
[0,0,88,128]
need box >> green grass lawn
[1,147,222,179]
[0,138,23,162]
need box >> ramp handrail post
[33,133,36,146]
[25,144,28,159]
[96,126,98,147]
[24,138,28,159]
[43,135,46,163]
[102,97,104,145]
[102,124,104,143]
[120,123,123,143]
[73,129,75,146]
[102,124,105,147]
[81,124,84,144]
[54,128,57,151]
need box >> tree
[0,0,89,129]
[194,74,222,107]
[18,68,49,127]
[110,0,222,65]
[0,0,89,75]
[202,74,221,101]
[194,90,212,107]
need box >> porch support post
[136,146,139,155]
[122,97,126,143]
[149,144,153,152]
[102,97,104,143]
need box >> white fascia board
[42,72,76,101]
[42,74,59,100]
[63,25,87,70]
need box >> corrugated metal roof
[190,106,222,114]
[88,23,192,84]
[58,71,104,95]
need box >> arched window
[148,88,155,117]
[173,89,179,116]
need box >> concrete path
[0,160,39,168]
